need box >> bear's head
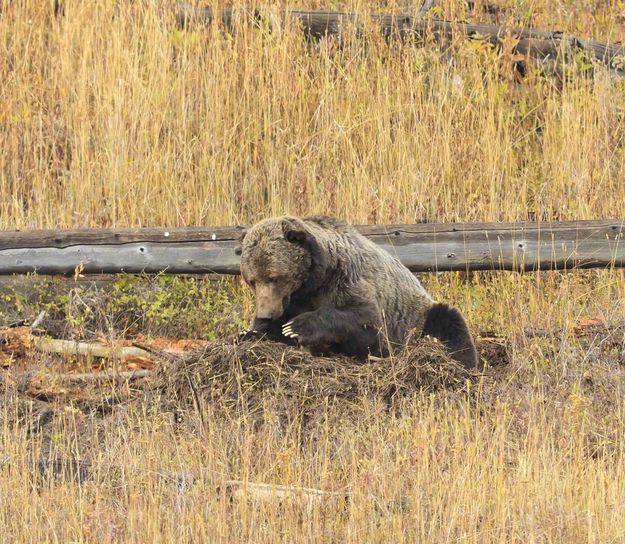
[237,217,312,321]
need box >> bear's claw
[282,321,299,339]
[237,329,260,343]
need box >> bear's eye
[248,280,256,289]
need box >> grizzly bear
[236,216,478,368]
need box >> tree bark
[0,220,623,274]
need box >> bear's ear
[234,228,247,256]
[282,219,307,244]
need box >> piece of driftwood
[32,337,153,364]
[0,326,154,367]
[30,311,46,330]
[0,220,623,275]
[48,369,153,382]
[218,479,348,504]
[176,4,625,76]
[157,472,409,511]
[217,479,409,512]
[1,326,214,369]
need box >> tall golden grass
[2,1,625,542]
[1,1,625,228]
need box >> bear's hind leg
[422,303,478,368]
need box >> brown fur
[238,216,478,367]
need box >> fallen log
[33,337,153,366]
[0,327,155,368]
[176,4,625,76]
[47,369,152,382]
[216,480,410,512]
[158,472,409,511]
[0,220,623,275]
[218,479,348,504]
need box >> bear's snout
[254,282,285,320]
[255,308,282,320]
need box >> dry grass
[1,271,623,542]
[2,322,625,542]
[2,0,625,542]
[2,1,625,227]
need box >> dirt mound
[148,337,478,424]
[1,334,508,451]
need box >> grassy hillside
[2,1,625,228]
[1,1,625,542]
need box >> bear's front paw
[237,329,260,343]
[282,314,325,346]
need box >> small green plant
[0,274,245,341]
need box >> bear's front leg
[281,307,384,359]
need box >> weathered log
[0,220,623,275]
[0,325,155,367]
[48,369,153,382]
[32,337,153,363]
[176,4,625,75]
[218,479,348,504]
